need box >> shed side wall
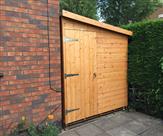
[0,0,61,134]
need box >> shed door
[63,29,97,124]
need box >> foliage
[28,124,38,136]
[28,123,59,136]
[60,0,97,19]
[40,124,59,136]
[10,122,59,136]
[10,118,27,136]
[123,20,163,118]
[97,0,160,26]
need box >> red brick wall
[0,0,61,135]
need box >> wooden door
[63,29,97,124]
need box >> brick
[9,95,25,104]
[25,87,37,93]
[0,0,61,134]
[0,110,10,116]
[0,56,15,62]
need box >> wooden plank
[97,44,128,49]
[66,29,74,123]
[98,98,128,114]
[97,72,127,80]
[83,31,89,118]
[97,80,127,90]
[79,30,85,120]
[97,39,128,44]
[98,94,128,106]
[74,30,82,121]
[97,62,127,69]
[97,66,127,73]
[62,10,133,36]
[64,28,82,123]
[98,90,127,100]
[88,32,98,116]
[97,47,127,51]
[97,82,127,91]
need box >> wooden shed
[61,10,133,125]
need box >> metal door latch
[65,74,79,79]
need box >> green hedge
[123,20,163,118]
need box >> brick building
[149,0,163,19]
[0,0,61,135]
[149,6,163,19]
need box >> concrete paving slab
[140,125,163,136]
[107,126,137,136]
[93,117,120,131]
[59,130,79,136]
[123,111,161,127]
[109,113,133,125]
[123,120,149,134]
[75,123,104,136]
[95,132,112,136]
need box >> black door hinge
[65,108,80,115]
[64,74,79,79]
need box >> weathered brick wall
[0,0,61,135]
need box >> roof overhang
[62,10,133,36]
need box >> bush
[10,122,60,136]
[28,123,59,136]
[123,20,163,118]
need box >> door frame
[60,17,98,127]
[61,22,99,127]
[60,17,66,128]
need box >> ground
[59,111,163,136]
